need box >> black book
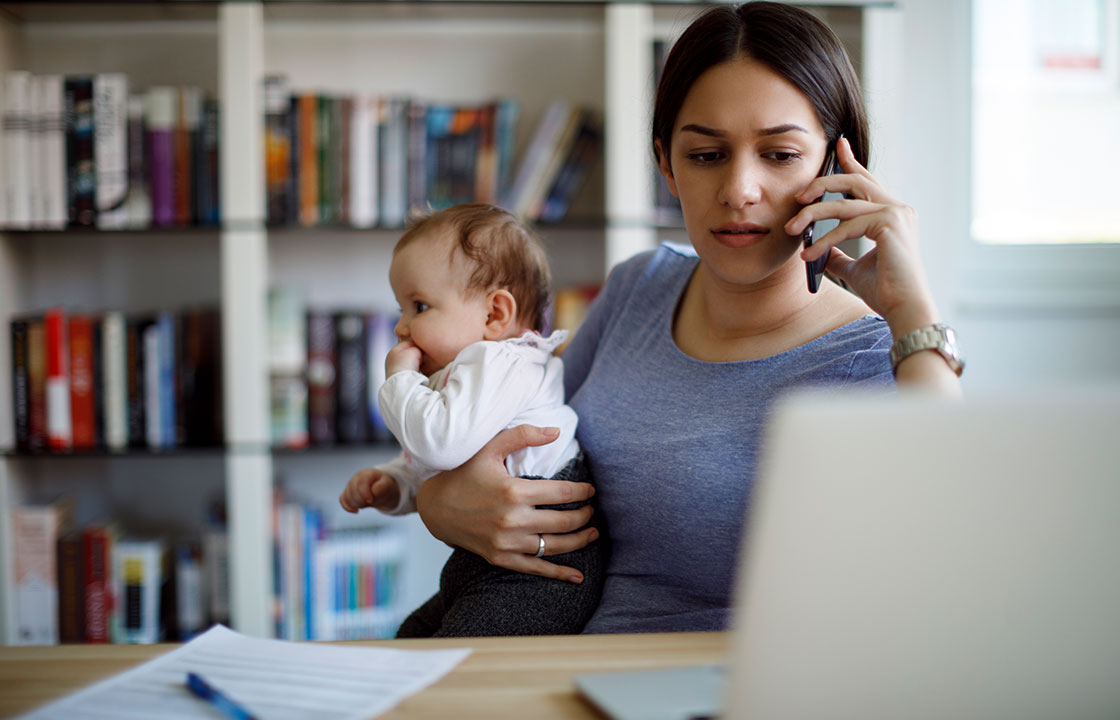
[334,311,369,444]
[65,76,96,227]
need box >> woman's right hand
[415,425,598,583]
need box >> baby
[339,202,602,637]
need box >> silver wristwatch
[889,323,965,377]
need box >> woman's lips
[712,222,769,248]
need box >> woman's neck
[672,259,866,363]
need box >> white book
[13,505,62,645]
[125,95,151,228]
[379,97,408,228]
[113,540,164,644]
[503,100,574,218]
[101,311,128,451]
[94,73,130,229]
[40,74,67,229]
[4,70,32,229]
[350,94,378,228]
[28,75,43,228]
[202,525,230,625]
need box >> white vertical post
[604,4,656,273]
[861,6,906,259]
[219,1,272,638]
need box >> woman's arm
[786,137,962,396]
[415,424,598,583]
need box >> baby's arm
[379,343,537,470]
[339,454,421,515]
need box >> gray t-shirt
[564,243,893,634]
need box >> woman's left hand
[784,136,939,336]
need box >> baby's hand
[385,340,422,376]
[339,468,402,513]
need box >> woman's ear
[654,139,680,199]
[483,289,518,340]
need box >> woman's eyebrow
[679,122,810,138]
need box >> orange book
[299,93,319,227]
[69,314,97,449]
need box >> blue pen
[185,672,258,720]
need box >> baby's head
[389,203,552,376]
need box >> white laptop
[576,388,1120,720]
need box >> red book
[69,315,97,449]
[82,525,115,643]
[45,308,72,450]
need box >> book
[126,315,154,448]
[338,96,352,226]
[82,524,115,643]
[28,74,43,228]
[179,307,223,446]
[175,87,201,227]
[11,317,31,451]
[146,86,177,228]
[334,311,369,444]
[174,541,206,641]
[264,75,291,226]
[306,310,337,445]
[101,311,128,451]
[317,95,334,225]
[125,95,151,228]
[538,110,603,223]
[27,315,48,451]
[4,71,32,229]
[297,92,318,227]
[39,74,68,229]
[523,105,584,220]
[65,75,96,227]
[366,312,396,440]
[502,100,576,218]
[44,308,72,450]
[196,98,221,226]
[379,97,409,228]
[13,503,67,645]
[94,73,130,229]
[407,99,428,216]
[68,314,97,450]
[113,539,164,644]
[57,530,86,643]
[202,515,230,626]
[349,94,379,229]
[268,288,308,448]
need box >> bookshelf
[0,1,900,645]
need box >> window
[972,0,1120,245]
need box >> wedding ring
[535,534,546,558]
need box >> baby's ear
[483,289,518,340]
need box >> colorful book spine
[56,531,86,644]
[82,525,114,643]
[146,86,177,228]
[11,317,31,450]
[334,311,369,444]
[13,505,63,645]
[94,73,130,229]
[197,98,221,226]
[126,316,152,448]
[298,93,318,227]
[264,75,291,226]
[306,310,337,445]
[113,540,164,644]
[64,75,96,227]
[45,308,72,450]
[68,314,97,450]
[26,316,47,451]
[176,86,201,227]
[379,97,408,228]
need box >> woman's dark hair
[652,1,869,170]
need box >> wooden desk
[0,632,727,719]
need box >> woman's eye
[686,151,724,165]
[765,151,801,165]
[414,301,429,314]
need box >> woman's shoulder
[605,241,698,300]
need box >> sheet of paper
[22,624,471,720]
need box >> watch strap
[889,323,964,377]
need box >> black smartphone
[801,140,845,293]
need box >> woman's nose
[718,159,762,209]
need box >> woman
[415,2,962,634]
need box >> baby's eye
[414,301,430,314]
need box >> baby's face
[388,232,491,376]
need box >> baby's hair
[394,203,552,332]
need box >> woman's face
[659,56,829,290]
